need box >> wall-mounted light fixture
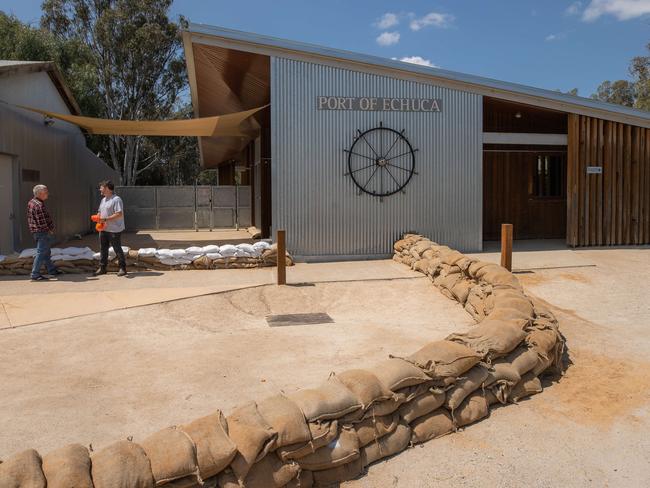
[514,111,522,119]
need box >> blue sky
[2,0,649,96]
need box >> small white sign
[587,166,602,174]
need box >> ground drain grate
[266,312,334,327]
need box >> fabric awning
[13,103,268,137]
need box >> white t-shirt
[98,194,125,233]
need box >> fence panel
[115,185,250,230]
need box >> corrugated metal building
[182,24,650,259]
[0,61,118,253]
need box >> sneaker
[31,275,50,281]
[93,268,107,276]
[117,268,127,277]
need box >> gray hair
[33,184,47,197]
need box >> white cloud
[566,1,583,15]
[376,13,399,29]
[409,12,454,31]
[392,56,437,67]
[545,34,558,41]
[376,31,400,46]
[582,0,650,21]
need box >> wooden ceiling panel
[192,44,270,167]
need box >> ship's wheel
[344,122,418,199]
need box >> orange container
[91,214,100,223]
[95,222,105,232]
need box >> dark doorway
[483,149,567,240]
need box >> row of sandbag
[0,354,552,488]
[0,236,564,488]
[392,233,564,401]
[0,244,292,275]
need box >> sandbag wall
[0,243,292,276]
[0,234,564,488]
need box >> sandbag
[226,402,278,482]
[373,358,432,391]
[91,440,154,488]
[42,444,92,488]
[296,427,360,471]
[444,365,489,412]
[287,378,362,422]
[192,255,212,269]
[354,412,400,447]
[312,457,363,485]
[140,427,199,486]
[243,453,300,488]
[476,264,521,289]
[360,421,411,466]
[361,394,406,420]
[398,389,446,424]
[507,347,542,378]
[336,369,394,410]
[180,410,237,481]
[0,448,46,488]
[257,394,311,449]
[412,258,430,274]
[446,320,527,359]
[526,327,559,354]
[454,392,490,427]
[510,372,543,402]
[410,409,454,444]
[405,340,482,381]
[450,279,472,304]
[285,469,314,488]
[276,420,338,462]
[395,382,436,403]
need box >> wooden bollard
[276,229,286,285]
[500,223,513,272]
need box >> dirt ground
[1,248,649,486]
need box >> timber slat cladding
[567,114,650,246]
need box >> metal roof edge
[186,22,650,126]
[0,60,81,115]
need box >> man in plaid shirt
[27,184,60,281]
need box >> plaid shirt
[27,198,55,234]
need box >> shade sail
[14,104,268,137]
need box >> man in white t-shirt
[94,180,127,276]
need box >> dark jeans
[99,231,127,270]
[31,232,57,278]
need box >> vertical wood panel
[603,121,612,245]
[639,128,646,243]
[632,127,641,243]
[617,123,624,244]
[566,114,650,246]
[624,125,632,244]
[596,118,604,245]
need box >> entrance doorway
[483,149,567,240]
[0,154,15,253]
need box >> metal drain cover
[266,312,334,327]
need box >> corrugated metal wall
[0,104,118,251]
[271,57,483,258]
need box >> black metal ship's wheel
[344,122,418,199]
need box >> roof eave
[185,23,650,128]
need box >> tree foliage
[40,0,197,185]
[592,43,650,111]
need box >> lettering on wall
[316,96,442,112]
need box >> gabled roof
[0,60,81,115]
[184,23,650,128]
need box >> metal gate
[114,185,251,230]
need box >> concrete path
[0,260,421,328]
